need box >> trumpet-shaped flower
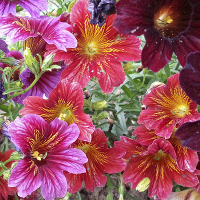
[0,0,48,17]
[113,0,200,72]
[116,137,200,199]
[0,14,77,51]
[19,79,94,142]
[133,125,199,172]
[64,129,126,193]
[8,114,88,200]
[138,73,200,138]
[0,150,17,200]
[46,0,141,93]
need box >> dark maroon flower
[175,120,200,152]
[113,0,200,72]
[88,0,116,27]
[179,52,200,105]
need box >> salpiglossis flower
[0,150,17,200]
[0,0,48,17]
[133,125,199,172]
[113,0,200,72]
[8,114,88,200]
[115,137,200,200]
[20,79,95,142]
[0,14,77,51]
[138,73,200,139]
[46,0,141,93]
[64,129,126,193]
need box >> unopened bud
[92,100,107,110]
[3,169,11,180]
[123,62,133,74]
[10,151,21,160]
[41,54,55,72]
[96,112,109,120]
[24,47,39,75]
[136,177,150,192]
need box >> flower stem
[0,73,42,106]
[5,138,9,151]
[14,193,19,200]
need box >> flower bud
[10,151,21,160]
[136,177,150,192]
[92,100,107,110]
[41,54,54,72]
[123,62,133,73]
[24,47,40,75]
[3,169,11,180]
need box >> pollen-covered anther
[80,144,89,153]
[153,150,165,160]
[171,105,190,118]
[157,15,173,25]
[31,151,45,161]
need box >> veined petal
[8,158,42,198]
[0,14,77,50]
[138,73,200,138]
[0,0,48,17]
[20,80,94,142]
[46,0,141,93]
[123,138,199,199]
[65,129,126,193]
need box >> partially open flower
[113,0,200,72]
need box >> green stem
[3,158,12,165]
[5,138,9,151]
[14,193,19,200]
[0,73,42,106]
[175,62,180,70]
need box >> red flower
[64,129,126,193]
[133,125,199,172]
[0,150,17,200]
[45,0,141,93]
[116,138,199,199]
[138,73,200,138]
[19,79,94,142]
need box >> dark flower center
[154,1,192,38]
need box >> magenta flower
[8,114,88,200]
[0,0,48,17]
[0,14,77,51]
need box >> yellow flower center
[86,43,98,55]
[31,151,46,161]
[171,104,190,118]
[58,108,75,125]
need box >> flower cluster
[1,0,200,199]
[115,73,200,199]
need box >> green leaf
[3,87,23,95]
[121,85,133,98]
[164,64,170,78]
[0,104,9,112]
[115,102,128,134]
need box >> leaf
[164,64,170,78]
[3,87,23,95]
[115,102,128,134]
[121,85,133,98]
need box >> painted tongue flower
[0,0,48,17]
[8,114,88,200]
[115,137,200,200]
[0,14,77,51]
[113,0,200,72]
[138,73,200,139]
[64,129,126,193]
[0,149,17,200]
[19,79,95,142]
[45,0,141,93]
